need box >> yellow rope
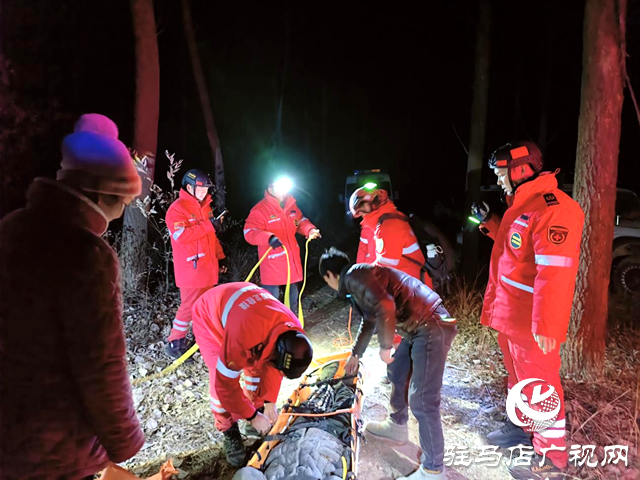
[132,343,200,386]
[297,237,312,328]
[341,456,348,480]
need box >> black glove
[471,201,491,223]
[269,235,283,249]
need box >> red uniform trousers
[194,322,264,432]
[498,332,567,468]
[167,287,212,342]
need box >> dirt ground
[121,283,640,480]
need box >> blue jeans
[387,317,457,471]
[262,282,299,316]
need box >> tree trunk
[565,0,625,379]
[462,0,491,280]
[121,0,160,291]
[182,0,226,211]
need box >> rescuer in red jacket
[191,282,313,466]
[165,169,227,358]
[350,186,432,288]
[243,177,320,313]
[471,141,584,479]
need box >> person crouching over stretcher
[191,282,313,467]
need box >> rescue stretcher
[234,351,364,480]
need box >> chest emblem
[548,225,569,245]
[544,193,559,206]
[510,232,523,250]
[269,214,277,219]
[376,237,384,254]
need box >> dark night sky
[2,0,639,233]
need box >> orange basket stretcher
[245,352,364,479]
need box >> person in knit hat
[0,113,145,479]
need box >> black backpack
[378,213,455,291]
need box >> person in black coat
[320,247,457,480]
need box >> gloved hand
[219,257,229,274]
[263,402,279,423]
[250,411,272,435]
[308,228,321,240]
[471,201,491,223]
[269,235,283,249]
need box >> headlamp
[364,182,377,190]
[273,176,293,196]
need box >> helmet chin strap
[508,166,539,195]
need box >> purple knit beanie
[57,114,142,196]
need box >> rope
[297,237,312,327]
[332,306,354,348]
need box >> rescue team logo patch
[510,232,523,249]
[269,214,277,219]
[376,237,384,254]
[173,221,185,228]
[543,193,559,206]
[548,225,569,245]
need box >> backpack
[378,213,454,291]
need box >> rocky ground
[118,277,640,480]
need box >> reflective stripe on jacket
[480,173,585,342]
[243,192,316,285]
[357,224,376,264]
[166,189,225,288]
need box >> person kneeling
[191,282,313,467]
[320,248,457,480]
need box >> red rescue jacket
[480,173,584,342]
[361,201,429,285]
[166,189,226,288]
[357,224,376,264]
[243,192,316,285]
[192,282,304,420]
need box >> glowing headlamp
[364,182,377,190]
[272,176,293,196]
[468,216,481,224]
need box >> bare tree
[462,0,491,280]
[565,0,626,379]
[181,0,226,211]
[121,0,160,290]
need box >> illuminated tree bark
[121,0,160,290]
[462,0,491,280]
[565,0,626,379]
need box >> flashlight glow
[364,182,377,190]
[273,176,293,196]
[468,216,481,224]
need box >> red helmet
[488,141,543,173]
[349,187,389,218]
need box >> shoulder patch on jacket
[543,193,559,206]
[174,221,186,228]
[548,225,569,245]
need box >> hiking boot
[223,423,247,467]
[164,337,193,360]
[508,453,565,479]
[365,418,408,444]
[397,465,446,479]
[486,420,532,448]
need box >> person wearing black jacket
[319,247,457,480]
